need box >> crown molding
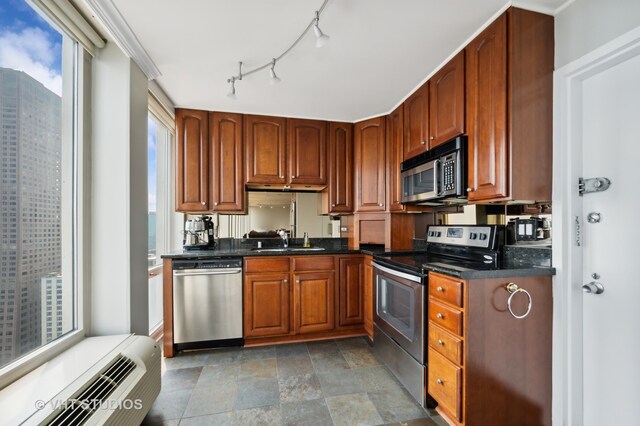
[84,0,161,80]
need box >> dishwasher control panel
[172,258,242,270]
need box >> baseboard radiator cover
[23,335,161,426]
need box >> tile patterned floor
[143,337,447,426]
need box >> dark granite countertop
[161,238,390,259]
[162,238,554,279]
[422,262,554,279]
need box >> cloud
[0,27,62,96]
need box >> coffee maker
[183,216,216,250]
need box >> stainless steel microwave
[400,136,467,205]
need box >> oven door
[401,159,440,203]
[373,262,424,363]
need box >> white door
[580,51,640,426]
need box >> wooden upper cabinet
[429,50,465,148]
[210,112,245,212]
[322,122,353,214]
[466,14,508,202]
[466,8,553,203]
[386,105,404,212]
[287,118,327,186]
[403,82,429,160]
[175,109,209,212]
[245,114,286,185]
[354,117,386,212]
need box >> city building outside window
[0,1,77,369]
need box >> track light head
[227,77,236,99]
[269,59,281,85]
[314,11,329,48]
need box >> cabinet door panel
[326,122,353,213]
[294,271,335,334]
[403,83,429,159]
[363,256,373,339]
[244,273,290,337]
[210,112,244,212]
[245,115,286,184]
[386,105,404,211]
[288,118,327,185]
[429,51,465,148]
[466,14,508,201]
[339,257,364,327]
[175,109,208,212]
[354,117,386,212]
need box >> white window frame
[0,9,91,390]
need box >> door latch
[578,177,611,196]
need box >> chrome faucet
[277,229,289,248]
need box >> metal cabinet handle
[437,286,444,292]
[437,339,444,346]
[201,201,206,206]
[291,175,295,179]
[283,279,288,284]
[379,203,383,207]
[466,187,473,192]
[296,279,300,284]
[430,136,435,140]
[279,175,284,178]
[214,202,218,206]
[332,204,336,207]
[436,378,443,385]
[436,313,444,319]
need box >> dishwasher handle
[173,268,242,277]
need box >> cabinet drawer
[245,257,290,273]
[429,273,463,307]
[292,256,335,272]
[428,322,463,365]
[428,348,462,422]
[429,299,463,336]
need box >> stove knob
[469,233,477,240]
[436,232,442,237]
[479,233,488,241]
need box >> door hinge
[578,177,611,196]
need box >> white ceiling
[108,0,569,122]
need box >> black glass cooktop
[375,252,500,276]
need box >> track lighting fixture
[313,11,330,48]
[227,76,236,99]
[225,0,329,97]
[269,59,281,85]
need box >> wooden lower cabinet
[427,271,552,426]
[338,256,364,327]
[294,271,335,334]
[243,272,291,338]
[363,255,374,340]
[244,255,366,345]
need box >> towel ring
[506,282,532,319]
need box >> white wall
[555,0,640,68]
[90,41,149,336]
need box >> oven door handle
[373,262,422,283]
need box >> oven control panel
[426,225,496,248]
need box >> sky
[0,0,63,95]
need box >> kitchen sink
[251,247,326,253]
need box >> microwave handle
[433,159,442,196]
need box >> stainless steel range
[372,225,504,408]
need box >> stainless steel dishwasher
[172,258,243,349]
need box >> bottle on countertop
[303,232,310,247]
